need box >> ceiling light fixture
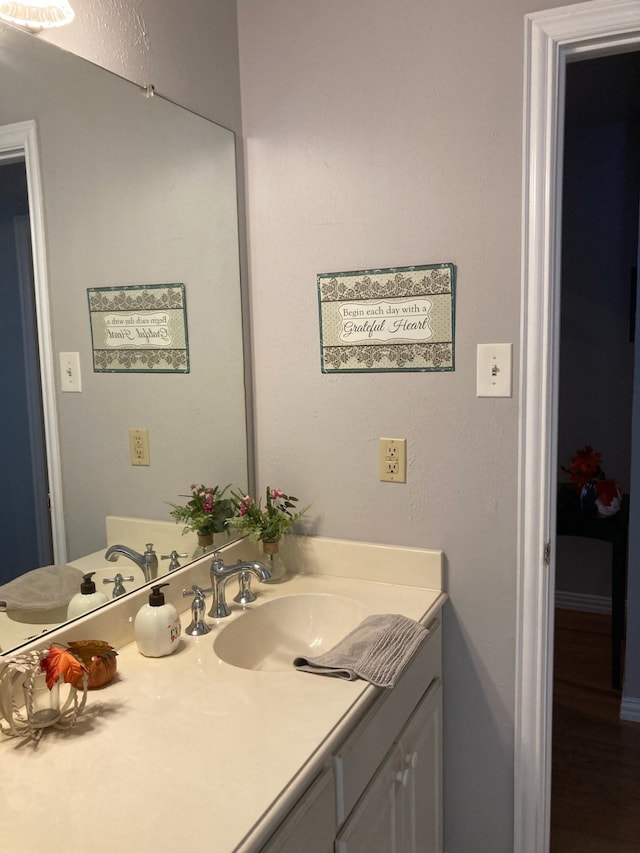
[0,1,75,31]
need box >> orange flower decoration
[39,646,87,690]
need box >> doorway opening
[551,48,640,850]
[0,157,53,581]
[0,120,65,581]
[517,3,640,851]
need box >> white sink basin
[214,593,370,672]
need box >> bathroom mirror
[0,23,249,652]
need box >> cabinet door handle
[395,768,410,787]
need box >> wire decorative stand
[0,650,88,743]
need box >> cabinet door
[333,620,442,825]
[260,767,335,853]
[397,678,443,853]
[335,744,403,853]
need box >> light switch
[59,352,82,392]
[477,344,512,397]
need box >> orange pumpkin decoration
[66,640,118,689]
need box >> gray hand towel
[293,613,428,688]
[0,565,84,612]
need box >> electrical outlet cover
[379,438,407,483]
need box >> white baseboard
[554,591,611,614]
[620,697,640,723]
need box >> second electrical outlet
[379,437,407,483]
[129,428,151,466]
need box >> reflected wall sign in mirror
[0,22,249,653]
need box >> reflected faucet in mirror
[103,573,135,599]
[105,544,158,584]
[161,551,189,573]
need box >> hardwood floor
[551,609,640,852]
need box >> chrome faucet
[208,551,270,618]
[105,542,158,584]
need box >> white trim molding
[554,591,612,613]
[0,120,66,564]
[620,696,640,722]
[517,3,640,852]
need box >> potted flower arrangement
[562,445,622,518]
[227,487,310,583]
[168,483,234,556]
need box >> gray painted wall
[2,13,246,560]
[236,1,588,850]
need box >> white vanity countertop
[0,538,445,852]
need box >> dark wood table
[556,484,629,690]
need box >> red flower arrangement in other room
[562,445,603,489]
[562,445,621,518]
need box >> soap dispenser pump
[67,572,110,620]
[134,582,181,657]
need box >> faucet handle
[182,585,212,636]
[234,569,257,605]
[103,573,135,598]
[182,584,213,598]
[161,550,188,571]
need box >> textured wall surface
[236,1,584,850]
[43,0,242,132]
[2,10,246,559]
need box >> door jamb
[0,120,66,564]
[517,2,640,850]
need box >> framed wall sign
[317,263,455,373]
[87,283,189,373]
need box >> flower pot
[193,531,215,560]
[262,539,287,584]
[580,479,622,519]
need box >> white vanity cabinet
[396,680,443,852]
[333,680,442,852]
[260,617,442,853]
[260,767,337,853]
[334,617,442,853]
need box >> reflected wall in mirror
[0,22,249,652]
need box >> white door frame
[0,120,66,564]
[517,1,640,850]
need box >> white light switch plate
[477,343,512,397]
[59,352,82,392]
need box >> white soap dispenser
[67,572,110,620]
[134,582,181,657]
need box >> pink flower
[270,488,284,500]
